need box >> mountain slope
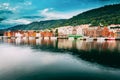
[7,19,66,30]
[68,4,120,26]
[7,4,120,30]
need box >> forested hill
[68,4,120,26]
[7,19,66,30]
[7,4,120,30]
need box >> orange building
[33,31,36,37]
[109,31,116,37]
[102,27,109,37]
[41,31,53,37]
[8,32,14,37]
[28,31,33,37]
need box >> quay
[1,36,120,41]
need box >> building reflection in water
[3,38,119,52]
[23,38,29,44]
[116,41,120,52]
[15,38,22,45]
[58,39,73,49]
[7,39,16,44]
[29,38,36,45]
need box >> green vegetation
[7,4,120,30]
[68,35,83,38]
[7,19,66,30]
[69,4,120,26]
[55,29,58,37]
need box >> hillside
[7,19,66,30]
[7,4,120,30]
[68,4,120,26]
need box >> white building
[36,32,41,37]
[57,26,73,35]
[56,24,90,36]
[75,26,83,35]
[15,32,22,38]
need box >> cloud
[0,3,10,10]
[98,0,120,3]
[0,2,18,12]
[0,10,13,20]
[2,19,32,25]
[1,15,43,26]
[3,3,9,6]
[39,8,82,20]
[24,1,32,6]
[0,1,33,12]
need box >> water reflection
[58,39,73,49]
[3,38,120,52]
[2,39,120,68]
[0,44,120,80]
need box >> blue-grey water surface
[0,38,120,80]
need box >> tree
[55,29,58,37]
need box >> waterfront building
[75,26,83,35]
[84,27,97,37]
[57,26,73,36]
[3,24,120,39]
[4,32,7,36]
[109,25,120,38]
[40,31,53,37]
[15,31,22,38]
[36,31,41,37]
[102,27,109,37]
[72,27,77,35]
[24,31,29,37]
[96,26,103,37]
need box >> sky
[0,0,120,29]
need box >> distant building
[96,26,102,37]
[109,25,120,38]
[41,31,53,37]
[72,28,77,35]
[57,26,73,36]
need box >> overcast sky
[0,0,120,29]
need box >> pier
[1,36,120,41]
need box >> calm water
[0,38,120,80]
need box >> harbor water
[0,38,120,80]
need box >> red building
[102,27,109,37]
